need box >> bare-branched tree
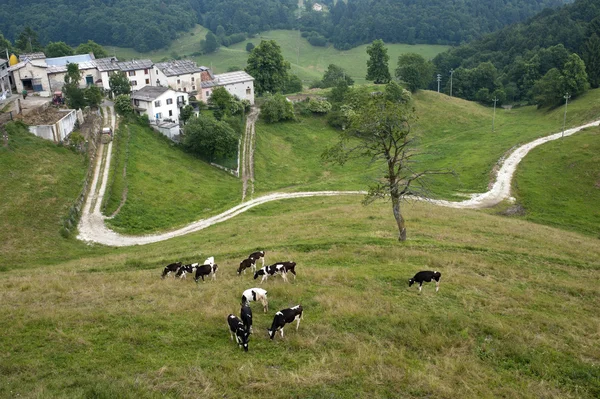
[323,94,451,241]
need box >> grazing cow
[409,271,442,293]
[267,305,303,340]
[161,262,182,279]
[240,303,253,333]
[248,251,265,267]
[194,264,219,282]
[237,257,256,275]
[241,288,268,313]
[254,261,296,283]
[227,314,250,352]
[176,263,199,279]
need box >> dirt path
[76,118,600,247]
[241,107,259,201]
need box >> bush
[114,95,133,116]
[246,42,255,52]
[307,98,332,114]
[261,94,295,123]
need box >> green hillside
[106,28,450,85]
[515,126,600,237]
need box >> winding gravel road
[77,112,600,247]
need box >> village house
[154,60,213,94]
[7,58,51,95]
[200,71,255,105]
[94,57,122,91]
[131,86,188,124]
[46,54,98,91]
[117,59,154,91]
[0,58,10,98]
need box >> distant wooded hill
[432,0,600,105]
[0,0,569,52]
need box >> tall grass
[1,197,599,398]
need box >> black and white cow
[248,251,265,267]
[267,305,303,340]
[241,288,268,313]
[161,262,182,279]
[194,264,219,282]
[227,314,250,352]
[237,257,256,275]
[240,303,253,333]
[254,261,296,283]
[408,271,442,293]
[176,263,198,279]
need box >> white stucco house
[200,71,255,105]
[118,59,154,91]
[131,86,188,124]
[154,60,213,94]
[0,58,10,97]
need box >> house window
[134,99,140,106]
[206,90,211,97]
[166,98,173,105]
[156,112,162,119]
[128,71,136,76]
[169,110,173,117]
[131,80,137,86]
[246,87,251,95]
[145,79,150,84]
[177,79,180,84]
[183,87,187,92]
[191,77,195,82]
[144,69,149,75]
[192,85,195,90]
[154,100,161,107]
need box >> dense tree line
[298,0,567,49]
[431,0,600,106]
[0,0,569,53]
[0,0,196,52]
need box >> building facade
[131,86,188,124]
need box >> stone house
[154,60,213,94]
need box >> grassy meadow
[104,123,241,234]
[1,195,599,398]
[514,126,600,237]
[105,26,450,85]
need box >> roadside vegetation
[514,126,600,237]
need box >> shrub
[308,98,332,114]
[261,94,295,123]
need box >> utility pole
[436,74,441,93]
[449,69,454,97]
[492,97,498,132]
[562,92,571,138]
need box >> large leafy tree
[109,71,131,96]
[245,40,290,95]
[75,40,108,58]
[204,32,219,53]
[562,53,589,97]
[15,26,43,52]
[395,53,434,92]
[582,33,600,88]
[183,114,239,161]
[366,39,391,84]
[64,63,86,109]
[45,41,74,57]
[114,94,133,116]
[321,64,354,88]
[0,32,14,55]
[324,94,449,241]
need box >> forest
[0,0,569,52]
[430,0,600,105]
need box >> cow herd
[160,250,442,352]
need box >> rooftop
[131,86,170,101]
[94,57,121,72]
[45,53,95,66]
[18,52,46,62]
[47,61,98,74]
[213,71,254,85]
[7,59,48,72]
[155,60,207,77]
[117,59,153,72]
